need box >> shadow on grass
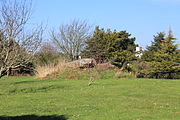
[13,80,38,84]
[0,114,68,120]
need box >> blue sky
[32,0,180,48]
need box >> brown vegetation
[35,60,67,80]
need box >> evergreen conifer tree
[141,30,179,79]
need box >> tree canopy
[82,26,137,69]
[140,30,179,79]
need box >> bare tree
[51,20,91,61]
[0,0,43,77]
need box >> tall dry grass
[35,60,67,79]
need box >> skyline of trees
[0,0,179,79]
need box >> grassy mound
[0,73,180,120]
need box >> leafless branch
[51,19,91,61]
[0,0,43,77]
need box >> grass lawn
[0,72,180,120]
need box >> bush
[135,61,180,79]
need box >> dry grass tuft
[114,71,135,79]
[35,60,67,80]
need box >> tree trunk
[0,70,4,78]
[0,68,6,78]
[0,72,2,78]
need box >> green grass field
[0,72,180,120]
